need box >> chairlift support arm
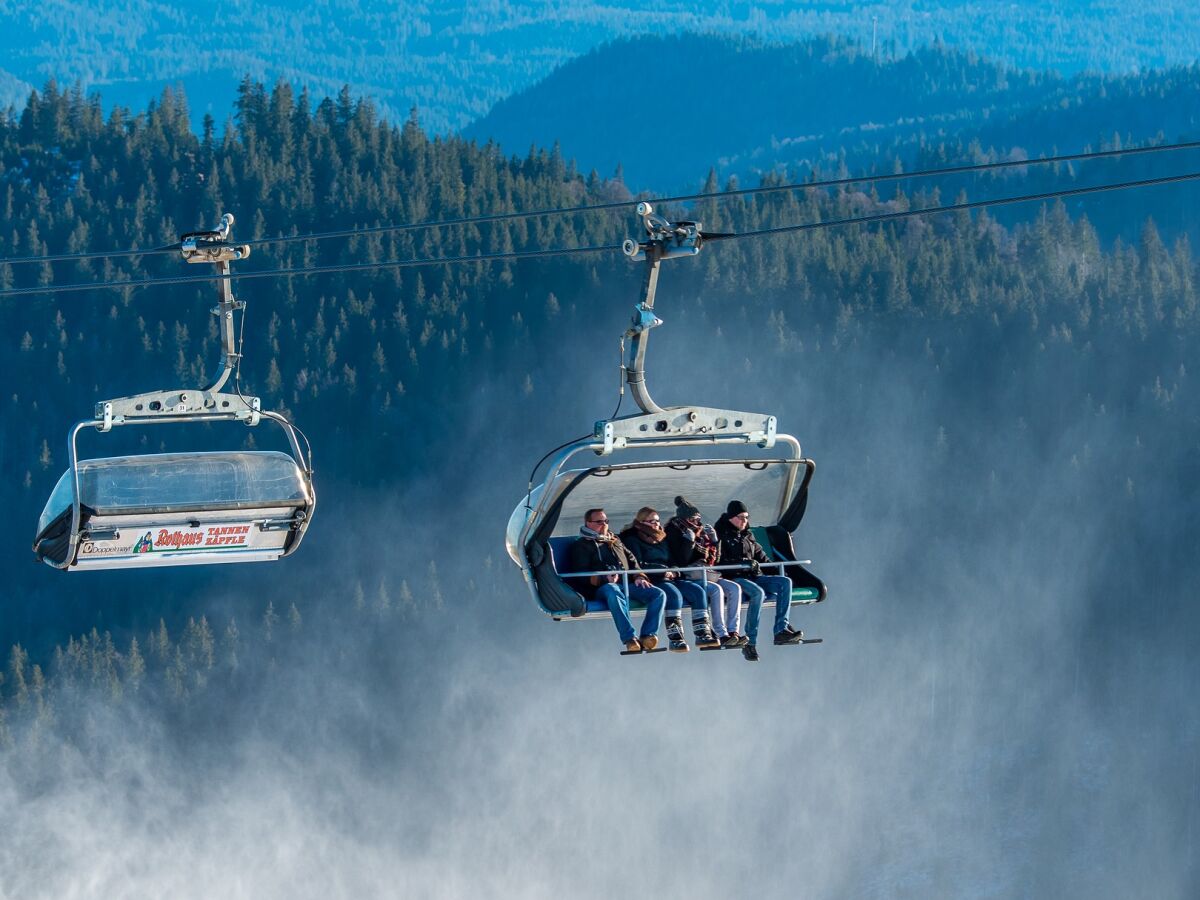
[179,212,251,395]
[621,202,704,414]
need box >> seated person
[665,496,744,649]
[567,507,666,653]
[714,500,805,661]
[620,506,720,652]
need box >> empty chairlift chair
[31,213,316,571]
[35,450,313,570]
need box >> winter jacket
[714,513,770,579]
[665,517,720,576]
[566,534,643,598]
[618,527,675,583]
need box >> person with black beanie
[714,499,806,661]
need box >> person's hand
[701,524,716,539]
[605,572,620,584]
[663,571,677,581]
[634,576,651,588]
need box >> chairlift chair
[33,214,316,571]
[507,203,826,619]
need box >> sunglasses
[589,517,609,524]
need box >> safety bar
[565,561,812,580]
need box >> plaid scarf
[694,523,719,566]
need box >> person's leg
[660,581,689,651]
[674,579,707,614]
[703,581,722,616]
[722,579,746,636]
[630,583,667,640]
[659,581,684,649]
[709,578,730,638]
[676,579,717,647]
[597,583,635,644]
[659,580,684,615]
[756,575,793,635]
[733,578,765,645]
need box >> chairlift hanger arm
[618,202,707,414]
[179,213,251,395]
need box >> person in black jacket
[664,495,746,649]
[714,500,806,661]
[620,506,720,652]
[566,507,667,653]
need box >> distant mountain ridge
[466,34,1200,193]
[1,1,1199,132]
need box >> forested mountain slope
[1,1,1198,132]
[467,34,1200,192]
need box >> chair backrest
[548,536,575,574]
[750,526,779,560]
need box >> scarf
[694,523,720,566]
[580,525,617,543]
[670,517,718,566]
[633,520,666,544]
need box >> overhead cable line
[2,169,1198,299]
[0,244,624,297]
[3,139,1200,268]
[706,169,1200,243]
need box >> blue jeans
[596,581,667,644]
[673,579,712,617]
[659,581,684,614]
[731,575,792,644]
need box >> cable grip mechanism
[622,201,704,261]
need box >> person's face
[642,513,661,527]
[587,512,610,535]
[686,514,702,528]
[731,512,750,529]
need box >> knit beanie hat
[726,499,749,516]
[674,495,701,519]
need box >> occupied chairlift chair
[506,203,826,620]
[33,214,316,571]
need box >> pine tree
[7,645,28,709]
[262,601,279,643]
[222,618,241,673]
[124,637,146,692]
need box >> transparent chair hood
[38,450,309,535]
